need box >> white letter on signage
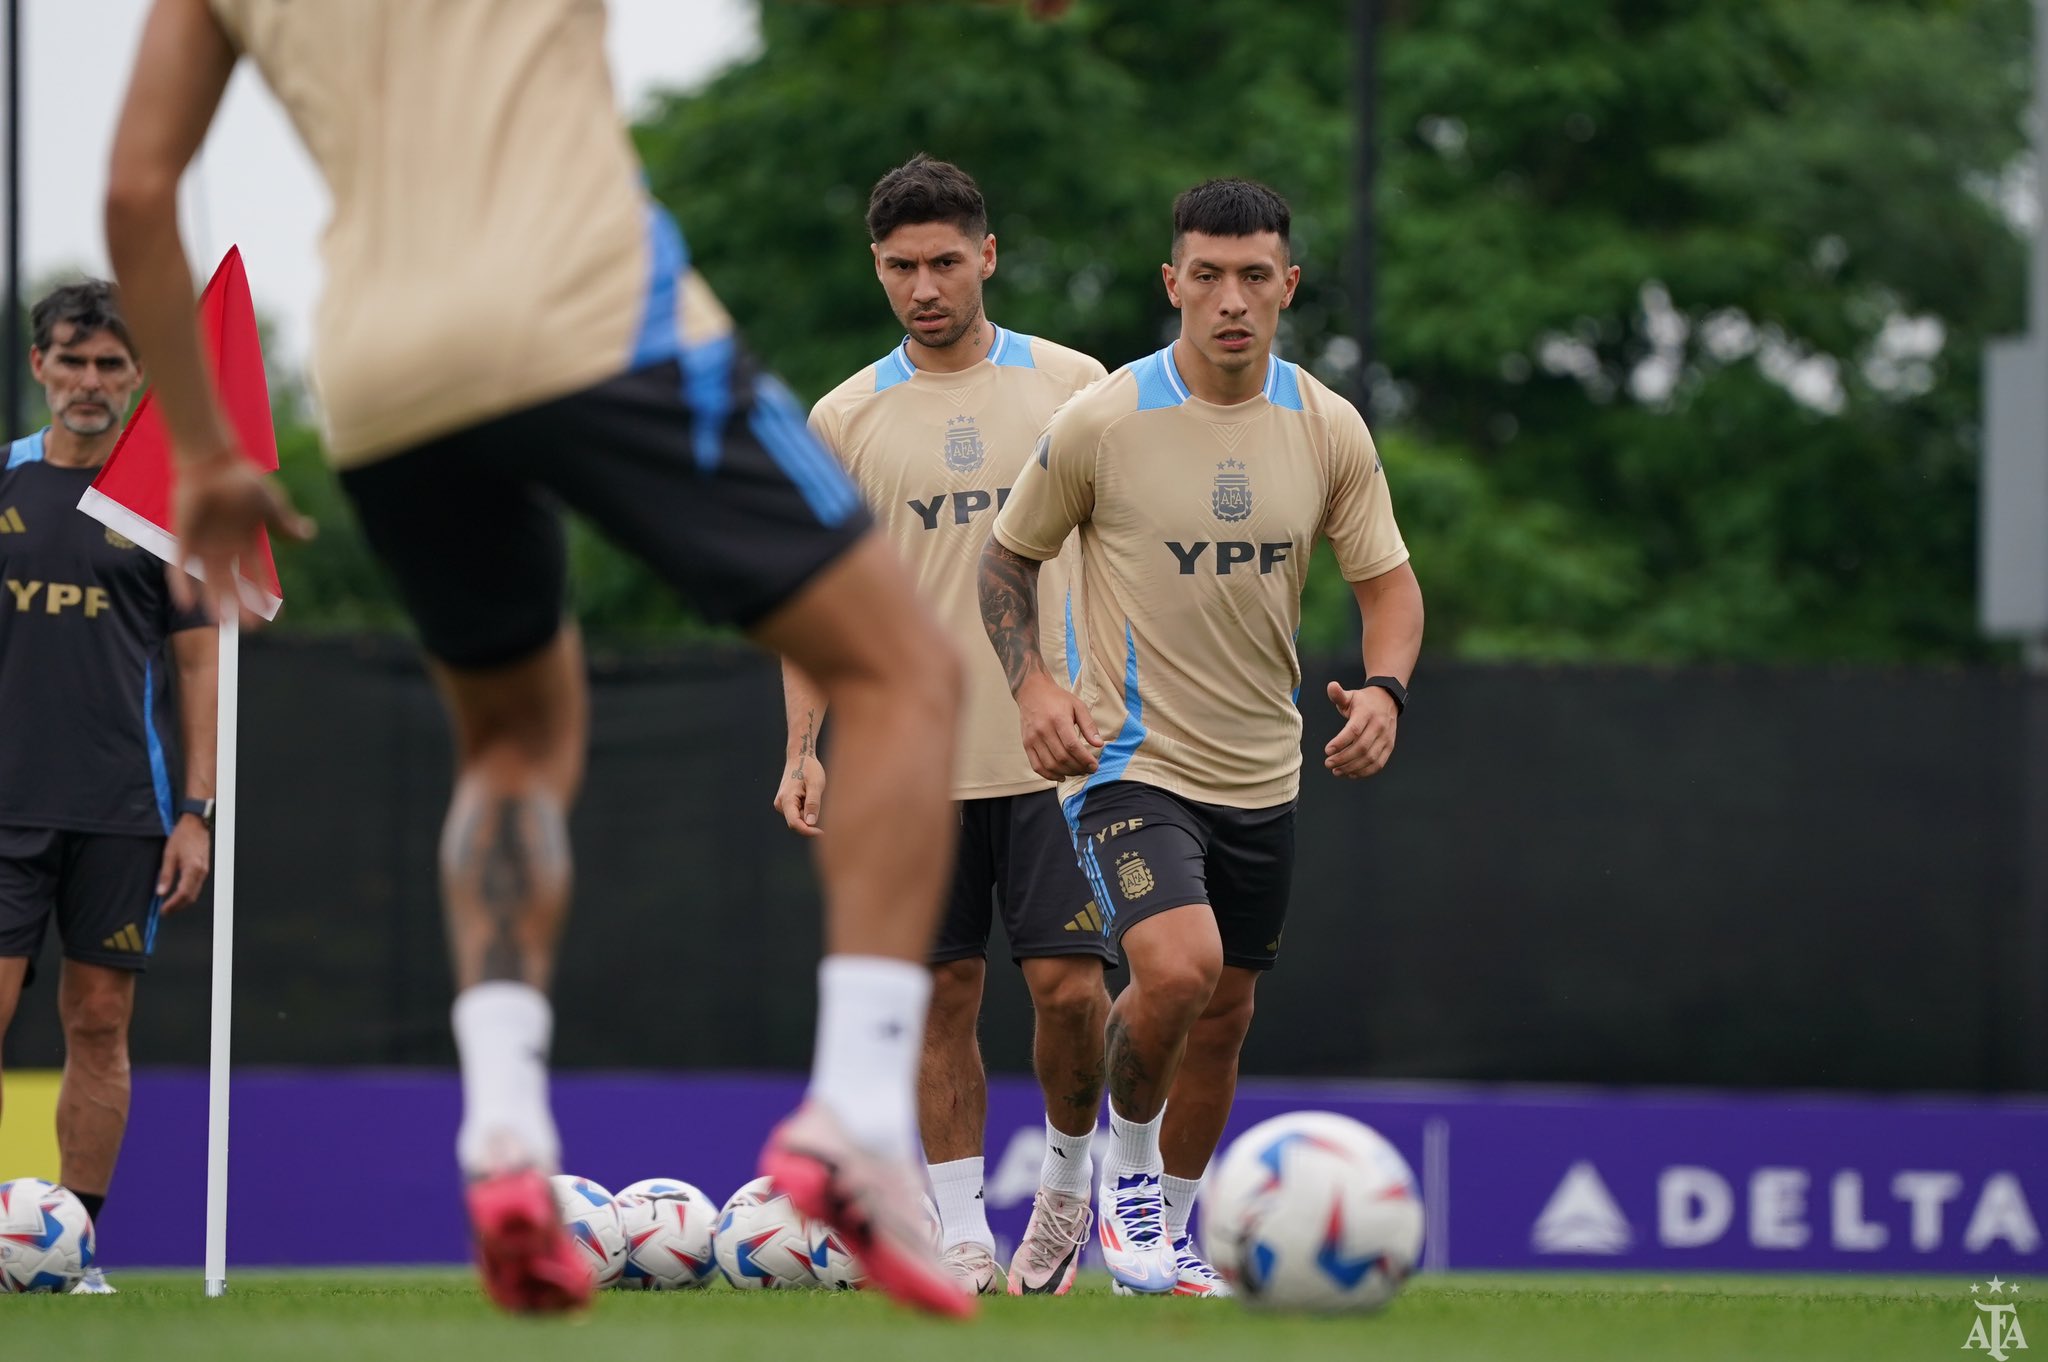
[1659,1167,1733,1248]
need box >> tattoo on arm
[790,708,818,776]
[1104,1014,1153,1115]
[979,539,1045,695]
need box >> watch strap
[1361,675,1408,714]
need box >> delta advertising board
[99,1072,2042,1271]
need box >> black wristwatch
[178,797,216,830]
[1360,675,1408,715]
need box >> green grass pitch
[0,1269,1981,1361]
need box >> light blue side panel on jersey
[1060,621,1147,931]
[1132,347,1189,412]
[629,201,688,369]
[873,344,916,392]
[991,327,1037,369]
[682,333,736,474]
[6,429,46,468]
[142,659,174,836]
[1265,356,1305,411]
[748,374,863,527]
[1064,588,1080,686]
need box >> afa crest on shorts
[1116,851,1155,901]
[944,415,987,474]
[1213,459,1252,523]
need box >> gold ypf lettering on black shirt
[5,580,112,617]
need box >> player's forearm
[979,537,1049,695]
[106,195,237,464]
[105,0,239,466]
[782,657,827,763]
[1355,563,1424,685]
[172,631,218,800]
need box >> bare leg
[1160,966,1258,1178]
[751,535,963,964]
[431,628,587,993]
[1103,905,1223,1122]
[55,961,136,1200]
[919,958,987,1162]
[1019,955,1108,1137]
[0,956,24,1133]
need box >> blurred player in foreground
[980,180,1424,1295]
[102,0,1056,1319]
[0,282,216,1294]
[783,155,1110,1296]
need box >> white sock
[928,1156,995,1253]
[807,954,930,1162]
[1162,1173,1203,1242]
[452,982,559,1177]
[1105,1103,1164,1182]
[1040,1119,1095,1198]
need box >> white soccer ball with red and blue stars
[612,1179,717,1290]
[1201,1112,1424,1312]
[0,1178,94,1294]
[811,1188,939,1290]
[548,1174,628,1290]
[713,1176,818,1289]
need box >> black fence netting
[7,637,2042,1092]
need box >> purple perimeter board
[98,1070,2044,1273]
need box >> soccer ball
[549,1174,628,1290]
[613,1179,717,1290]
[807,1220,863,1290]
[713,1176,818,1289]
[1201,1112,1424,1312]
[809,1187,941,1289]
[0,1179,94,1294]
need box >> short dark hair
[1171,179,1292,262]
[866,154,989,244]
[31,279,136,359]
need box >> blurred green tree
[274,0,2031,662]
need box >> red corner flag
[77,247,284,619]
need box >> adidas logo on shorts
[102,923,144,953]
[1063,902,1105,934]
[0,507,24,533]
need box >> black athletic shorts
[339,355,872,669]
[933,790,1115,967]
[0,826,164,981]
[1061,781,1295,971]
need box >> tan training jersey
[209,0,724,467]
[991,344,1409,810]
[811,327,1107,799]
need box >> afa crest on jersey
[1213,459,1252,523]
[944,415,987,474]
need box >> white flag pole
[203,599,239,1298]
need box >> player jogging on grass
[979,179,1424,1296]
[780,155,1111,1297]
[102,0,1061,1319]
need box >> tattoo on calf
[978,540,1044,695]
[1104,1015,1152,1114]
[449,794,568,985]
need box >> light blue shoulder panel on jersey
[5,429,47,469]
[1131,346,1192,412]
[1264,355,1306,411]
[990,327,1037,369]
[874,342,916,393]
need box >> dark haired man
[783,154,1111,1297]
[0,281,216,1294]
[102,0,1064,1320]
[979,179,1424,1296]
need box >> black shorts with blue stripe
[1062,780,1295,971]
[340,350,871,670]
[0,826,164,983]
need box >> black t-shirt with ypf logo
[0,430,211,835]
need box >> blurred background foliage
[262,0,2029,661]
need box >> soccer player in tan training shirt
[980,180,1425,1296]
[783,157,1110,1297]
[101,0,1067,1321]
